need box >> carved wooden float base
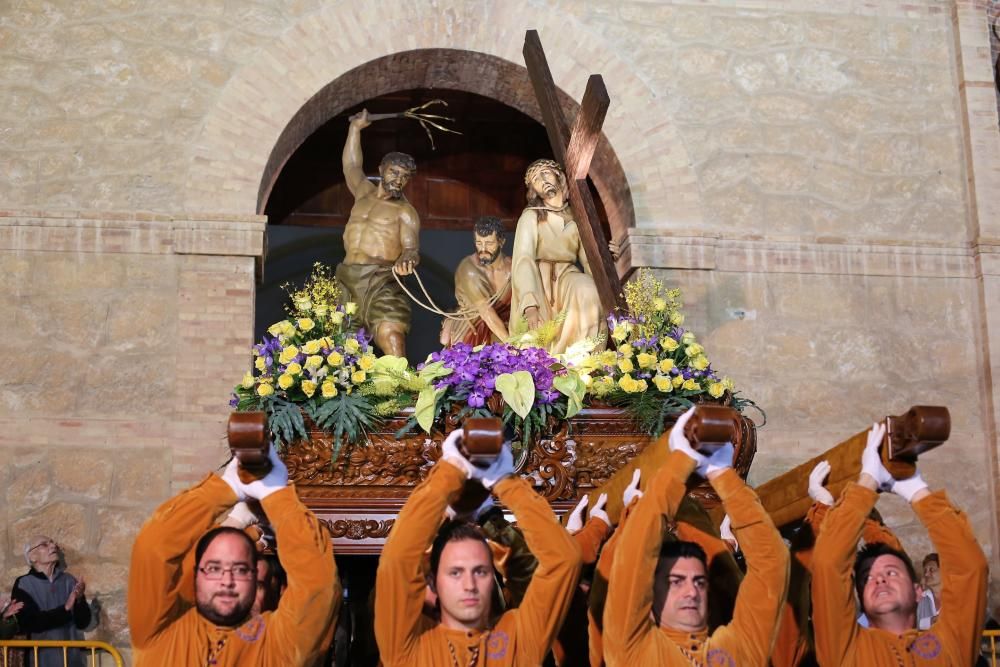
[281,406,756,554]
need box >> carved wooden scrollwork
[320,518,395,540]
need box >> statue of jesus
[509,159,602,354]
[336,109,419,358]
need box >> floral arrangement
[230,263,419,458]
[567,269,754,437]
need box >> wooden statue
[756,405,950,527]
[439,216,512,346]
[335,108,420,357]
[509,159,603,353]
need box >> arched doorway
[256,50,633,362]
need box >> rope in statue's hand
[357,100,462,149]
[391,263,509,322]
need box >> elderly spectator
[11,535,93,667]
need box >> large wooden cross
[523,30,625,314]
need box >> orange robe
[128,475,340,666]
[811,483,987,666]
[771,500,904,667]
[375,462,582,666]
[603,451,789,667]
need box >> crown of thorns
[524,159,564,186]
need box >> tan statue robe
[442,254,512,346]
[509,207,602,353]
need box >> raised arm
[259,486,340,665]
[127,474,238,647]
[374,460,466,664]
[705,470,789,665]
[343,111,374,196]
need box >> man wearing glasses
[127,446,340,666]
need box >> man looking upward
[337,108,420,357]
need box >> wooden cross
[522,29,625,314]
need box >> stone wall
[0,0,998,658]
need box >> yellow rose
[294,297,312,312]
[670,312,685,326]
[256,383,274,397]
[685,343,704,357]
[327,351,343,367]
[321,381,338,398]
[653,297,667,311]
[277,374,295,390]
[302,339,322,355]
[617,358,635,373]
[267,322,285,337]
[280,321,296,337]
[723,377,736,392]
[331,311,345,325]
[301,380,317,397]
[617,374,636,392]
[285,362,302,376]
[672,375,685,388]
[637,352,657,369]
[660,337,679,352]
[305,355,324,370]
[358,354,376,371]
[254,356,267,371]
[682,378,699,391]
[241,372,254,389]
[635,379,648,392]
[278,346,299,365]
[592,376,614,396]
[313,304,328,317]
[344,339,360,354]
[681,332,696,344]
[611,322,630,343]
[658,358,674,373]
[653,375,673,392]
[619,344,635,359]
[708,382,725,398]
[351,370,367,384]
[345,302,358,315]
[691,355,709,371]
[599,350,617,366]
[297,317,315,332]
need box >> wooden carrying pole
[755,405,950,527]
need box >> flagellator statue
[336,109,419,358]
[509,159,603,354]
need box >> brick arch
[182,0,703,237]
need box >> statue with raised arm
[336,109,419,358]
[509,159,602,353]
[439,216,512,347]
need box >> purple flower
[228,393,239,408]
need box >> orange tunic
[375,462,582,666]
[603,451,789,667]
[811,483,987,666]
[128,475,340,666]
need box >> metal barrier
[983,630,1000,667]
[0,640,123,667]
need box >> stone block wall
[0,0,998,658]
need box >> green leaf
[495,371,535,419]
[415,386,445,433]
[553,372,585,419]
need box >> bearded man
[336,108,420,357]
[440,216,512,346]
[509,159,602,353]
[127,447,339,666]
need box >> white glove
[698,442,734,479]
[589,493,610,526]
[720,514,738,551]
[440,429,474,479]
[808,460,835,506]
[622,469,643,506]
[566,495,588,533]
[668,406,706,468]
[241,445,289,500]
[891,472,929,503]
[224,502,259,529]
[220,457,248,501]
[860,422,893,491]
[471,443,515,489]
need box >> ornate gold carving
[320,518,395,540]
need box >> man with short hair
[375,429,582,665]
[811,422,988,666]
[128,446,339,666]
[918,552,941,630]
[253,554,286,615]
[603,407,789,666]
[440,216,512,346]
[11,536,92,667]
